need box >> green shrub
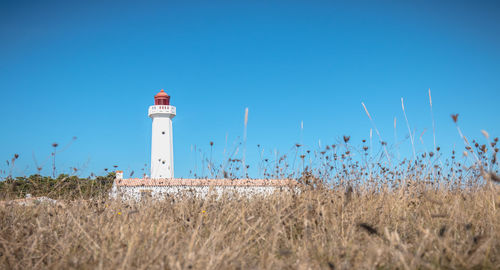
[0,172,115,200]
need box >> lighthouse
[111,89,296,200]
[148,89,176,179]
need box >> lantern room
[154,89,170,105]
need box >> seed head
[451,114,459,123]
[481,130,490,139]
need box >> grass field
[1,176,499,269]
[1,113,499,269]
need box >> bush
[0,173,115,200]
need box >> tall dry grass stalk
[361,102,391,165]
[452,114,481,164]
[428,88,437,151]
[243,108,249,176]
[401,98,417,160]
[369,128,373,156]
[394,117,400,160]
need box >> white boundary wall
[110,185,293,201]
[111,173,298,201]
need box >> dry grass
[0,181,499,269]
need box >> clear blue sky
[1,0,499,178]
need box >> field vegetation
[0,178,499,269]
[1,137,499,269]
[1,101,499,269]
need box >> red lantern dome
[154,89,170,105]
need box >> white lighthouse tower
[148,89,176,179]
